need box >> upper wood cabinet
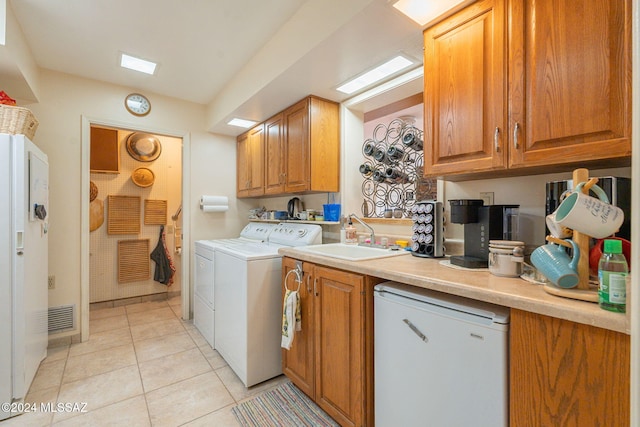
[283,96,340,194]
[238,95,340,198]
[507,0,631,169]
[236,124,265,198]
[423,0,631,179]
[264,113,286,195]
[424,0,507,177]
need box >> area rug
[232,381,339,427]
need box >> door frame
[80,116,191,341]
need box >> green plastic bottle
[598,239,628,313]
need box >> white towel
[281,289,301,350]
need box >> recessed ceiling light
[336,56,414,95]
[392,0,468,26]
[227,118,258,128]
[120,53,157,75]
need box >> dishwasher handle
[403,319,428,343]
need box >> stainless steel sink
[297,243,409,261]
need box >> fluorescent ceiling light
[392,0,467,26]
[120,53,157,75]
[337,56,414,95]
[227,118,258,128]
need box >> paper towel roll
[201,205,228,213]
[200,195,228,206]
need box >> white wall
[26,69,244,338]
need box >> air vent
[48,304,75,334]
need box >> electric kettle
[287,197,303,219]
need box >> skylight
[336,56,413,95]
[120,53,157,75]
[227,118,258,128]
[392,0,468,26]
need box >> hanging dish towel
[281,289,301,350]
[150,225,176,285]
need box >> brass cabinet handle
[306,274,311,293]
[314,277,318,296]
[513,122,520,149]
[494,127,500,152]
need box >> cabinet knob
[513,122,521,149]
[494,127,501,152]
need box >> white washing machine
[193,222,276,348]
[214,222,322,387]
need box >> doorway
[80,117,191,342]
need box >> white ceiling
[6,0,430,135]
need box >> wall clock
[124,93,151,116]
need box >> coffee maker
[449,200,520,268]
[545,176,630,240]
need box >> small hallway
[2,296,287,426]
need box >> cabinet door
[264,113,285,195]
[508,0,631,168]
[284,98,310,193]
[308,97,340,192]
[246,124,265,197]
[510,309,630,426]
[281,258,315,398]
[423,0,506,177]
[236,132,250,198]
[314,266,365,427]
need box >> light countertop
[278,247,630,334]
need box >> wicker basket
[0,105,39,140]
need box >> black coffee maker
[449,200,520,268]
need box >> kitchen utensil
[126,132,162,162]
[545,211,572,238]
[554,182,624,239]
[287,197,303,219]
[488,247,524,277]
[545,176,631,241]
[530,238,580,288]
[131,167,155,187]
[488,241,525,277]
[274,211,288,220]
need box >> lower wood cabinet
[282,257,380,427]
[510,309,630,426]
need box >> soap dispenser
[340,216,347,243]
[345,217,357,244]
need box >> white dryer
[193,222,276,348]
[214,222,322,387]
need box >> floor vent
[48,304,76,334]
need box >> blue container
[323,204,341,222]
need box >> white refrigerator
[374,282,510,427]
[0,134,49,421]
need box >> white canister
[488,241,525,277]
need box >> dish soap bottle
[598,239,628,313]
[345,218,357,244]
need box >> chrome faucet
[349,214,375,246]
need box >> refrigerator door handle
[16,231,24,255]
[403,318,428,343]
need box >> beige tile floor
[1,296,288,427]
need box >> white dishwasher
[374,282,510,427]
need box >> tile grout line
[127,309,154,427]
